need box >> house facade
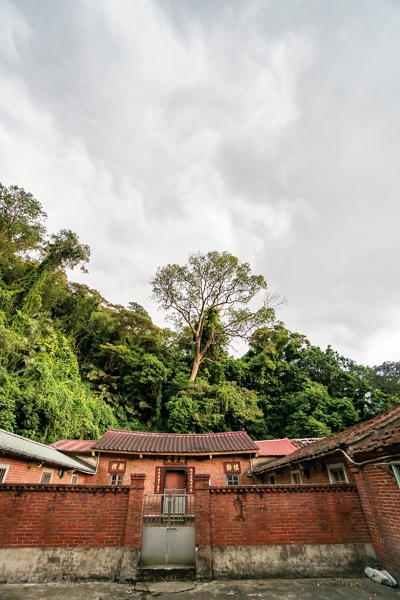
[0,428,96,485]
[55,429,260,492]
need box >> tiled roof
[93,429,258,454]
[50,439,96,453]
[0,429,96,473]
[254,405,400,473]
[352,424,400,457]
[255,439,299,456]
[291,438,324,448]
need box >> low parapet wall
[0,476,146,583]
[194,477,376,579]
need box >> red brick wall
[202,484,371,547]
[88,454,255,493]
[0,456,80,485]
[352,463,400,580]
[257,454,356,486]
[0,476,146,549]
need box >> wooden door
[165,470,186,493]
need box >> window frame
[226,474,240,486]
[109,473,124,486]
[71,474,79,485]
[391,465,400,488]
[269,474,276,485]
[0,463,10,483]
[291,470,302,485]
[327,462,348,484]
[40,470,53,484]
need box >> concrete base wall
[0,547,139,583]
[211,543,377,579]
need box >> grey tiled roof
[93,429,258,454]
[0,429,96,473]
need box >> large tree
[151,251,279,382]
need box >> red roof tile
[93,429,258,454]
[254,404,400,473]
[50,439,96,453]
[255,439,299,456]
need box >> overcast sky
[1,0,399,366]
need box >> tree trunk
[189,355,201,382]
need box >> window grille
[226,474,240,485]
[110,473,124,485]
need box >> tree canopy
[151,251,279,381]
[1,182,399,443]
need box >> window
[109,473,124,486]
[269,475,276,485]
[392,465,400,488]
[328,463,348,483]
[40,471,53,484]
[226,474,240,485]
[291,470,302,484]
[0,464,9,483]
[71,474,78,485]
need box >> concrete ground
[0,579,398,600]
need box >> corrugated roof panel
[0,429,95,473]
[50,440,96,453]
[255,439,299,456]
[93,429,258,454]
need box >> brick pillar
[119,472,146,583]
[194,473,212,579]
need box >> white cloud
[1,0,399,365]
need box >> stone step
[137,565,196,582]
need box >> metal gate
[139,492,195,566]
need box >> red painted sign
[108,461,126,474]
[223,461,241,474]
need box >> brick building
[255,405,400,579]
[55,429,260,493]
[0,428,95,485]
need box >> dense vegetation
[1,183,399,443]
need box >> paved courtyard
[0,579,398,600]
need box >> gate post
[119,472,146,583]
[194,473,212,579]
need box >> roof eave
[92,448,258,456]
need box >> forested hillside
[1,183,399,443]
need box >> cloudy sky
[1,0,399,366]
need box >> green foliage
[167,380,262,433]
[1,181,399,444]
[151,251,277,381]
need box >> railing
[143,492,195,526]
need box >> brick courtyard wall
[0,474,146,549]
[195,481,371,548]
[351,463,400,580]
